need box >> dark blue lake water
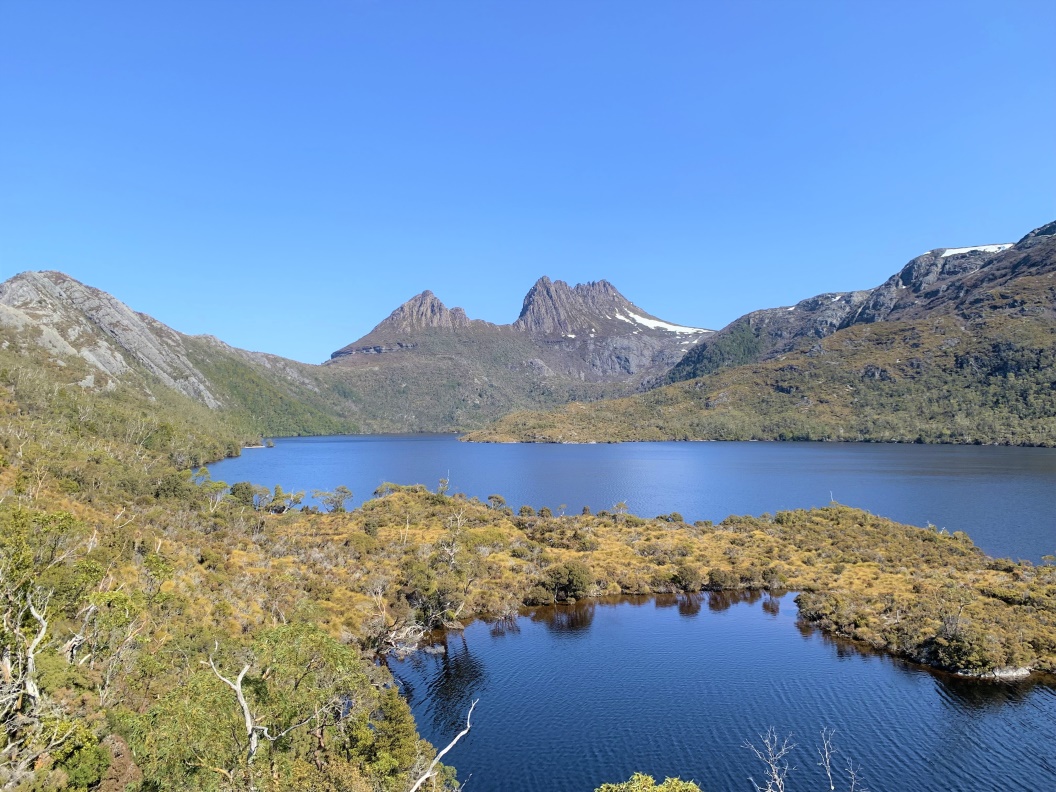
[209,437,1056,790]
[392,595,1056,792]
[209,435,1056,560]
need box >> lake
[209,435,1056,560]
[209,436,1056,789]
[391,594,1056,792]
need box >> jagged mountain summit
[513,276,705,338]
[324,277,711,430]
[331,276,710,382]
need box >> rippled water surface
[392,595,1056,792]
[209,435,1056,559]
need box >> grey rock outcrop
[377,290,472,333]
[330,291,476,358]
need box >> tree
[407,699,476,792]
[266,484,304,514]
[311,485,354,513]
[0,584,67,788]
[229,481,257,508]
[135,622,372,791]
[596,774,702,792]
[744,728,794,792]
[545,561,593,601]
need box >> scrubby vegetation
[3,319,1056,790]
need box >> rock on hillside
[0,271,361,436]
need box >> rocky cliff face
[514,277,628,335]
[373,290,472,334]
[0,271,360,435]
[330,291,476,357]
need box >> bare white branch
[408,699,478,792]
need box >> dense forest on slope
[3,342,1056,790]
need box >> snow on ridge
[621,311,710,334]
[940,243,1012,259]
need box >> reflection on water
[933,670,1056,711]
[398,632,487,736]
[707,588,764,612]
[678,593,704,617]
[392,595,1056,792]
[525,600,597,634]
[761,593,781,617]
[486,615,520,639]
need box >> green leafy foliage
[596,773,703,792]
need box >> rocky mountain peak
[513,276,685,336]
[1018,219,1056,245]
[375,290,471,334]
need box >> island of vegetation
[1,349,1055,791]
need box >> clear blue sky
[2,2,1053,363]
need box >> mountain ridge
[469,219,1056,444]
[0,270,710,434]
[664,235,1037,384]
[331,276,710,362]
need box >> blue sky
[2,1,1054,363]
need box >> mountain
[332,277,709,377]
[0,271,361,440]
[467,220,1056,444]
[664,239,1048,383]
[325,277,711,429]
[0,271,709,435]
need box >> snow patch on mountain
[940,244,1012,258]
[618,311,710,334]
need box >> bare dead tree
[844,758,869,792]
[0,583,75,789]
[818,727,837,791]
[745,727,869,792]
[744,727,795,792]
[407,699,477,792]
